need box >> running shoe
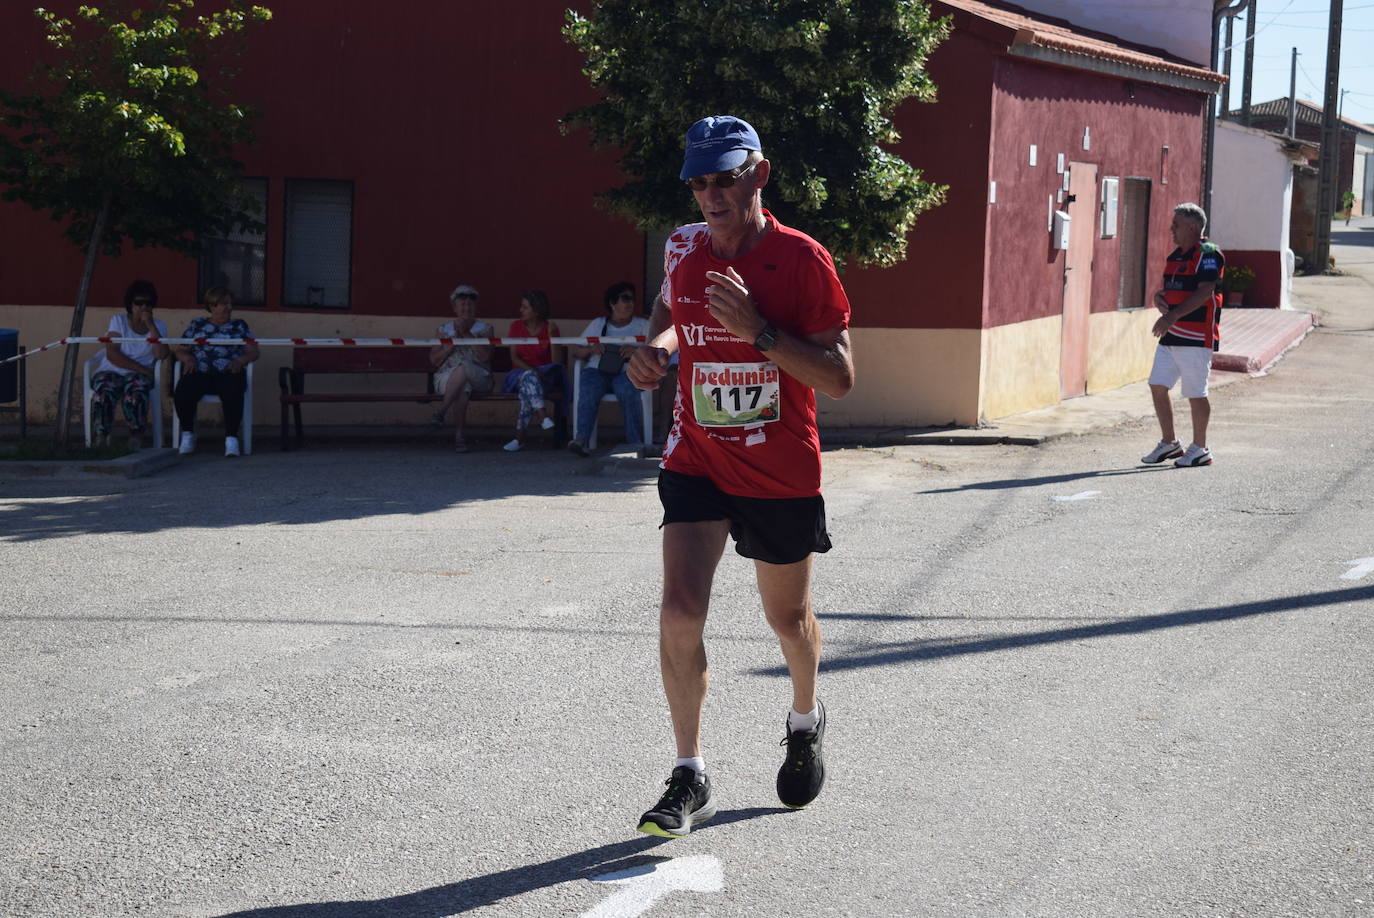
[777,699,826,808]
[567,439,589,457]
[224,436,241,458]
[178,432,197,455]
[636,766,716,838]
[1141,439,1183,464]
[1174,444,1212,467]
[502,438,522,452]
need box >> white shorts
[1149,345,1212,398]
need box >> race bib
[691,361,781,427]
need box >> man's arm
[1152,282,1217,338]
[628,294,678,390]
[704,267,855,399]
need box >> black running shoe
[636,766,716,838]
[777,699,826,808]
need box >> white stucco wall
[1013,0,1212,66]
[1213,120,1297,309]
[1214,121,1294,251]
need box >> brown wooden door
[1061,162,1097,399]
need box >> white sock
[674,756,705,778]
[788,706,819,732]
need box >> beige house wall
[1085,309,1156,393]
[1,304,1158,430]
[978,314,1063,421]
[825,327,983,428]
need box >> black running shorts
[657,468,832,565]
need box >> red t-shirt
[508,318,555,367]
[661,211,850,499]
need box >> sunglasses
[131,298,152,307]
[685,161,758,191]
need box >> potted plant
[1224,265,1256,306]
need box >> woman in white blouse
[89,280,170,448]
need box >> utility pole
[1288,47,1299,137]
[1311,0,1344,273]
[1204,1,1250,220]
[1241,0,1256,126]
[1221,15,1234,119]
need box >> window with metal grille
[284,179,353,308]
[198,177,267,306]
[1117,177,1152,310]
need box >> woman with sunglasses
[89,280,171,449]
[566,281,649,456]
[172,287,259,457]
[500,289,562,452]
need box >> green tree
[0,1,271,445]
[563,0,950,270]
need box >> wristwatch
[753,323,779,352]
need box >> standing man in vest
[1141,202,1225,468]
[626,115,855,837]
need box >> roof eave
[1008,34,1224,95]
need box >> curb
[0,447,181,480]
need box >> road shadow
[211,807,785,917]
[754,584,1374,676]
[0,448,659,543]
[918,465,1165,494]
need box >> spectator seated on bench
[499,289,564,453]
[278,344,565,451]
[172,286,259,458]
[566,281,652,455]
[428,283,494,453]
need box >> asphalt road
[2,226,1371,917]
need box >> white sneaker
[224,436,241,458]
[503,438,522,452]
[1174,443,1212,467]
[178,432,197,455]
[1141,439,1183,464]
[540,416,556,431]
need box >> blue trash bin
[0,329,17,404]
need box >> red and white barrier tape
[0,334,649,366]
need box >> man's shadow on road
[919,465,1167,494]
[213,807,787,918]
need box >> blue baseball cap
[680,115,762,180]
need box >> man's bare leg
[1188,396,1210,448]
[659,519,730,758]
[1150,384,1177,443]
[755,555,820,715]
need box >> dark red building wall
[840,24,996,331]
[982,57,1206,329]
[0,1,641,322]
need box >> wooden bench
[278,346,565,450]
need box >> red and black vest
[1160,241,1225,350]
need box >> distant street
[1,221,1371,917]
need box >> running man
[626,115,855,837]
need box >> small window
[1100,176,1120,238]
[1117,177,1152,310]
[284,179,353,308]
[198,177,267,306]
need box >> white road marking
[1052,490,1102,502]
[1340,557,1374,581]
[582,855,724,918]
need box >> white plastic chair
[172,361,254,454]
[83,353,165,448]
[572,357,652,449]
